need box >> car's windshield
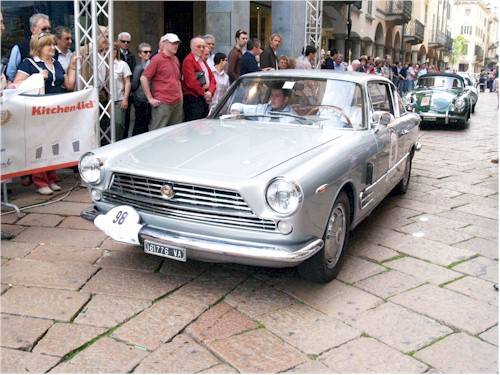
[212,77,365,129]
[416,76,463,89]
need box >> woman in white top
[112,42,131,140]
[210,52,229,114]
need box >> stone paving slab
[349,302,453,353]
[81,267,190,300]
[398,221,474,245]
[354,269,424,299]
[452,237,498,259]
[186,302,257,343]
[26,244,103,265]
[319,337,428,373]
[384,256,463,285]
[410,213,467,229]
[0,224,27,237]
[452,256,498,283]
[454,203,498,220]
[25,201,91,216]
[13,227,106,248]
[347,243,400,263]
[159,257,210,277]
[0,241,37,259]
[479,325,498,346]
[33,322,106,357]
[111,295,206,351]
[1,314,53,350]
[462,225,498,243]
[389,284,498,334]
[1,258,98,290]
[57,216,97,231]
[270,278,384,320]
[225,277,296,319]
[258,302,360,355]
[414,332,498,373]
[209,329,307,373]
[74,294,151,328]
[444,276,498,306]
[336,256,386,284]
[62,188,93,203]
[16,213,64,228]
[96,248,163,272]
[1,286,90,321]
[199,364,238,373]
[50,337,148,373]
[133,334,220,373]
[0,347,60,373]
[286,360,331,373]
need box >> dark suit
[239,51,261,76]
[260,46,278,70]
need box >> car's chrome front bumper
[81,206,323,268]
[419,111,466,125]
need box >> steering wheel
[307,105,353,128]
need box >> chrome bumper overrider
[81,206,323,267]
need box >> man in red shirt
[140,33,183,130]
[182,36,216,121]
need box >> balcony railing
[403,19,425,44]
[381,0,412,24]
[429,29,447,48]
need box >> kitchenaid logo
[31,100,94,116]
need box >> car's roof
[243,69,392,84]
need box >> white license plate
[144,240,186,262]
[424,116,436,121]
[421,96,431,106]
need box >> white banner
[1,87,99,180]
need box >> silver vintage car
[79,71,421,282]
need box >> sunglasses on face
[41,27,51,32]
[141,50,151,54]
[120,40,130,44]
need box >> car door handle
[399,129,409,136]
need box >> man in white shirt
[54,26,73,73]
[296,46,317,69]
[210,52,229,114]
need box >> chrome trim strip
[81,207,323,266]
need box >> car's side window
[367,82,395,115]
[395,92,406,117]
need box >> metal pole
[109,0,115,143]
[346,4,352,62]
[74,0,81,90]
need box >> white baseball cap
[160,33,180,43]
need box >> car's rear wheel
[394,152,413,194]
[471,103,476,114]
[298,192,350,283]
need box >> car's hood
[414,89,458,112]
[114,119,344,179]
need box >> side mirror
[372,111,394,126]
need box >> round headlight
[266,178,303,215]
[455,98,465,111]
[79,152,103,184]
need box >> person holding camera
[182,36,216,121]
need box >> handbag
[195,71,206,86]
[26,58,45,95]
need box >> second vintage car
[406,72,472,128]
[79,70,421,282]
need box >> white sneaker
[37,186,54,195]
[49,183,62,191]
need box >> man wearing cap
[141,33,183,130]
[182,36,216,121]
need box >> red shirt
[182,52,216,98]
[142,52,182,105]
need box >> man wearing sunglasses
[6,13,51,81]
[117,32,136,138]
[131,43,152,136]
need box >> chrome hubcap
[324,204,346,268]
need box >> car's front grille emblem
[160,184,175,199]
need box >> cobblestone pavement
[1,92,498,373]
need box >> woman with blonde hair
[14,32,78,194]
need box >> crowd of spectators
[2,12,499,194]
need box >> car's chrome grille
[103,173,277,232]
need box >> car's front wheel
[472,103,476,114]
[298,192,350,283]
[394,152,413,194]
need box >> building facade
[451,0,499,72]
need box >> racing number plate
[421,96,431,106]
[144,240,187,262]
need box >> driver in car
[231,88,298,122]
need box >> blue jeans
[407,80,415,92]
